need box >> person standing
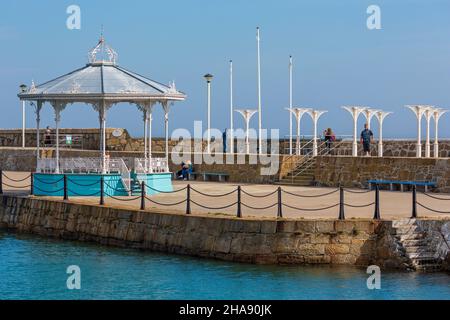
[360,123,373,156]
[222,129,227,153]
[324,128,335,154]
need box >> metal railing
[134,157,169,174]
[36,157,131,192]
[282,138,348,183]
[41,134,84,149]
[1,170,450,219]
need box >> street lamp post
[204,74,213,154]
[19,84,28,148]
[342,106,367,157]
[235,109,258,155]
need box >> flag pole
[289,55,293,155]
[230,60,234,154]
[256,27,262,154]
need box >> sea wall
[314,156,450,192]
[0,195,448,269]
[0,195,377,266]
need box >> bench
[368,179,437,192]
[190,172,229,182]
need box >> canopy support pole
[425,109,432,158]
[308,110,327,157]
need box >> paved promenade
[2,171,450,220]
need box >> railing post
[186,184,191,215]
[411,184,417,219]
[338,186,345,220]
[100,176,105,205]
[277,186,283,218]
[237,186,242,218]
[0,170,3,194]
[63,174,68,201]
[140,181,146,210]
[373,184,380,220]
[30,173,34,195]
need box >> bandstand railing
[37,157,131,192]
[134,158,170,174]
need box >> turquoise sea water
[0,230,448,300]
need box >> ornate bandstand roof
[18,36,186,104]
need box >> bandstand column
[147,103,154,171]
[51,101,66,174]
[162,101,171,161]
[143,108,148,171]
[96,101,108,174]
[35,101,43,172]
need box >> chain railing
[1,170,450,219]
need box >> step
[404,246,432,254]
[414,264,442,271]
[397,233,427,241]
[402,239,429,247]
[392,219,416,227]
[393,226,420,235]
[408,253,436,260]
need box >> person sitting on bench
[177,161,193,180]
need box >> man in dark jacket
[360,123,373,156]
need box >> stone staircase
[392,219,443,272]
[277,158,316,186]
[130,178,142,196]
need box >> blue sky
[1,0,449,138]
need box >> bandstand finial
[88,28,118,65]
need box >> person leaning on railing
[324,128,335,155]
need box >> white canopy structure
[286,107,312,155]
[235,109,257,155]
[342,106,367,157]
[18,36,186,174]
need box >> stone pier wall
[314,156,450,192]
[0,195,448,269]
[0,194,378,266]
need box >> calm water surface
[0,230,449,300]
